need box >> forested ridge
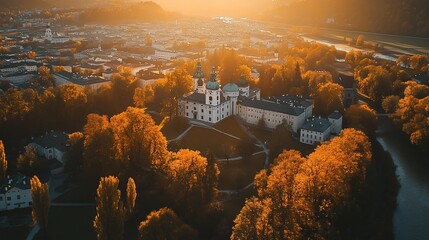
[268,0,429,37]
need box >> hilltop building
[180,62,343,143]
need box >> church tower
[205,67,221,106]
[45,23,52,40]
[193,59,204,91]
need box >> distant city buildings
[54,71,110,90]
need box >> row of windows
[0,195,22,201]
[307,134,322,141]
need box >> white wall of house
[237,105,305,132]
[0,188,32,211]
[28,143,65,163]
[300,127,331,145]
[329,116,343,135]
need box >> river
[376,116,429,240]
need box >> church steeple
[193,59,204,79]
[206,66,219,90]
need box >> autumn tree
[125,177,136,219]
[145,35,153,47]
[165,149,218,215]
[36,66,56,87]
[344,104,377,135]
[231,197,273,240]
[313,82,344,117]
[293,129,371,239]
[408,55,429,74]
[232,129,372,240]
[392,83,429,147]
[83,114,118,180]
[93,176,136,240]
[59,84,88,129]
[30,176,50,237]
[133,86,154,108]
[382,95,400,113]
[0,140,6,184]
[110,107,168,170]
[17,146,47,175]
[27,51,37,59]
[355,65,394,103]
[304,70,333,97]
[64,132,84,172]
[138,208,198,240]
[53,65,68,72]
[161,69,193,119]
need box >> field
[175,126,241,158]
[214,116,249,140]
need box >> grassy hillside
[267,0,429,37]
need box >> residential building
[0,173,32,211]
[29,131,69,163]
[300,111,343,145]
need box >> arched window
[209,96,213,101]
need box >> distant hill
[266,0,429,37]
[0,1,176,24]
[0,0,138,9]
[77,2,177,24]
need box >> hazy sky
[150,0,293,17]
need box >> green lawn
[249,127,315,157]
[176,126,241,158]
[218,153,266,190]
[147,112,165,125]
[214,116,249,140]
[161,119,190,140]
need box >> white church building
[179,61,343,143]
[34,23,70,43]
[179,61,319,133]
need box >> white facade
[180,66,260,124]
[300,113,343,145]
[0,174,32,211]
[29,142,66,163]
[0,65,37,74]
[237,103,306,132]
[300,127,331,145]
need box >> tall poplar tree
[30,176,50,237]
